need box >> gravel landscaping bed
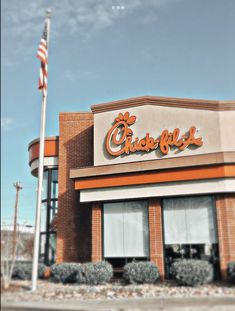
[2,280,235,302]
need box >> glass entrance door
[163,196,219,278]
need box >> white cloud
[2,0,180,66]
[1,117,13,130]
[2,0,180,38]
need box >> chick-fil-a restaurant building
[28,96,235,279]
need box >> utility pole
[12,182,23,254]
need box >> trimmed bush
[51,261,113,285]
[78,261,113,285]
[12,262,46,280]
[123,261,160,284]
[51,263,81,284]
[171,259,213,286]
[227,262,235,285]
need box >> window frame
[102,199,150,260]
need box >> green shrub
[12,262,46,280]
[51,263,81,284]
[51,261,113,285]
[227,262,235,284]
[123,261,160,284]
[78,261,113,285]
[171,259,213,286]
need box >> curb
[2,297,235,311]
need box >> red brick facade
[57,113,93,263]
[216,194,235,280]
[91,202,102,262]
[55,111,235,281]
[148,198,165,279]
[90,198,166,276]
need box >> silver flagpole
[31,9,51,292]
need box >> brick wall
[216,194,235,280]
[55,110,235,281]
[148,198,165,279]
[57,112,93,263]
[91,202,102,262]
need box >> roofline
[91,95,235,114]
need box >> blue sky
[1,0,235,226]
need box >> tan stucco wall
[94,105,235,166]
[218,111,235,152]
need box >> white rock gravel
[2,280,235,303]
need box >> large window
[51,169,58,199]
[40,168,58,265]
[42,170,48,200]
[103,201,149,258]
[163,196,217,244]
[163,196,219,278]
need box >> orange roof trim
[74,164,235,190]
[28,137,59,165]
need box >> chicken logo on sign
[105,112,203,157]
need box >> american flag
[37,20,48,97]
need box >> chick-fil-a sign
[105,112,203,157]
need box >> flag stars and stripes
[37,24,48,97]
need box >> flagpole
[31,9,51,292]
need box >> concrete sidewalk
[2,297,235,311]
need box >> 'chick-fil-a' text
[105,112,203,157]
